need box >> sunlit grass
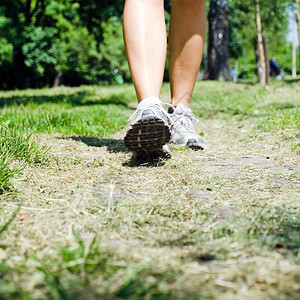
[0,81,299,299]
[0,125,48,192]
[0,84,136,137]
[191,80,300,131]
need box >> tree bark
[295,0,300,71]
[263,35,270,85]
[254,38,261,81]
[25,0,32,25]
[207,0,231,81]
[53,70,63,87]
[292,42,297,77]
[14,48,26,89]
[255,0,267,86]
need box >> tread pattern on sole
[124,115,171,154]
[186,138,205,151]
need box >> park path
[5,110,298,241]
[1,99,299,298]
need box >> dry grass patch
[0,81,299,299]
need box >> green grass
[0,84,136,192]
[0,81,299,139]
[189,80,300,154]
[0,103,128,137]
[0,85,136,137]
[190,80,300,130]
[1,207,299,299]
[0,80,299,299]
[0,124,48,192]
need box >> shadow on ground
[70,136,167,167]
[123,151,167,167]
[157,207,300,259]
[283,78,300,85]
[260,102,298,110]
[70,136,127,153]
[0,92,131,108]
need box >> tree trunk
[263,35,270,85]
[254,38,261,81]
[14,48,26,89]
[255,0,267,86]
[295,0,300,71]
[292,42,297,78]
[207,0,231,81]
[53,70,63,87]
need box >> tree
[207,0,231,81]
[255,0,268,86]
[99,17,130,83]
[294,0,300,67]
[0,0,69,89]
[0,1,126,89]
[0,11,13,70]
[228,0,290,79]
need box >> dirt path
[2,105,300,298]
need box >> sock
[138,96,161,109]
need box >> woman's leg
[168,0,207,150]
[123,0,166,102]
[169,0,206,107]
[123,0,171,157]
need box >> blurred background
[0,0,299,90]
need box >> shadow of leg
[123,150,167,167]
[69,136,127,153]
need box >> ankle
[171,99,190,107]
[138,96,161,109]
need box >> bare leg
[169,0,206,107]
[123,0,166,102]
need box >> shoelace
[171,110,205,133]
[128,102,175,124]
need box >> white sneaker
[124,97,172,157]
[169,104,206,150]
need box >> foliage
[0,0,296,87]
[22,26,62,75]
[0,13,13,66]
[228,0,292,78]
[99,17,131,83]
[0,38,13,66]
[0,0,127,89]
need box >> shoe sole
[186,143,205,150]
[170,138,205,151]
[171,143,205,151]
[124,115,171,155]
[186,138,205,150]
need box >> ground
[0,80,299,299]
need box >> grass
[0,85,135,137]
[0,124,48,192]
[0,80,299,299]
